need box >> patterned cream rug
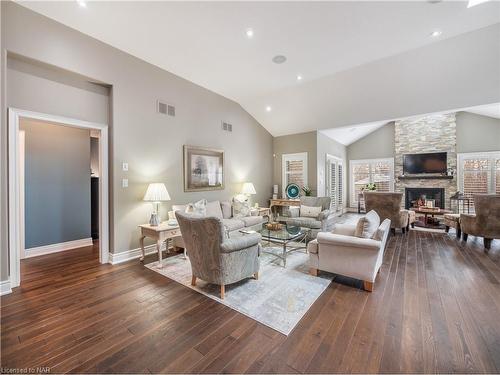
[145,246,333,335]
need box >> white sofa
[168,200,267,250]
[307,218,391,292]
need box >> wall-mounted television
[403,152,447,174]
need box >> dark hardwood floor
[1,231,500,374]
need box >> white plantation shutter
[458,152,500,211]
[350,158,394,207]
[282,153,308,197]
[326,156,344,213]
[338,163,343,208]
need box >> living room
[1,1,500,374]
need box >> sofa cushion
[300,205,322,218]
[279,216,322,229]
[354,210,380,239]
[185,199,207,216]
[240,215,264,227]
[222,218,245,232]
[206,200,223,219]
[172,204,188,213]
[220,201,232,219]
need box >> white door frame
[8,108,110,288]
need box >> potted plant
[363,183,377,191]
[301,186,312,196]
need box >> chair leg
[462,233,468,241]
[402,227,406,234]
[309,267,318,276]
[220,284,225,299]
[445,225,450,233]
[363,281,373,292]
[390,228,396,236]
[254,272,259,280]
[456,228,461,239]
[411,223,415,228]
[484,238,492,251]
[191,275,196,286]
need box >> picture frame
[183,145,224,192]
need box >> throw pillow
[185,199,207,216]
[205,200,223,219]
[354,210,380,239]
[233,197,251,218]
[220,201,232,219]
[300,205,322,218]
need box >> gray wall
[316,132,346,200]
[273,132,317,196]
[456,111,500,153]
[1,2,273,282]
[346,123,395,161]
[21,119,91,248]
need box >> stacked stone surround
[394,113,457,210]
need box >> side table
[138,222,182,268]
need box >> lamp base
[149,212,160,226]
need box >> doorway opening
[8,108,109,288]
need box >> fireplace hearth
[405,188,445,209]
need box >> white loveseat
[307,216,391,292]
[168,200,267,250]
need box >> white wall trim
[109,243,168,265]
[25,238,93,258]
[8,108,110,288]
[0,279,12,296]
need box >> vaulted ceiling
[18,1,500,136]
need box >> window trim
[457,151,500,195]
[282,152,308,197]
[349,158,395,207]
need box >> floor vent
[157,100,175,117]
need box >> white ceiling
[18,1,500,136]
[464,103,500,119]
[320,121,388,146]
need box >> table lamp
[143,183,171,226]
[241,182,257,206]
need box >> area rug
[145,247,333,335]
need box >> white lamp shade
[143,183,171,202]
[241,182,256,195]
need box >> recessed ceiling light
[297,75,303,81]
[467,0,490,7]
[272,55,287,64]
[77,0,87,7]
[430,30,442,37]
[266,106,272,112]
[245,28,254,38]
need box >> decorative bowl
[266,222,283,231]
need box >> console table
[269,199,300,220]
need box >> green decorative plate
[286,183,300,199]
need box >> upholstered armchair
[276,196,335,239]
[363,192,409,234]
[460,194,500,250]
[175,211,261,299]
[308,216,391,292]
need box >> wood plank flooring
[1,230,500,373]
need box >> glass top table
[243,224,310,267]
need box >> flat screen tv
[403,152,447,174]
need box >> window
[350,158,394,207]
[458,151,500,209]
[282,152,307,197]
[326,155,344,213]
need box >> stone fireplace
[405,187,445,209]
[395,113,457,210]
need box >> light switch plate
[122,178,128,188]
[122,162,128,171]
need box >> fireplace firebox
[405,188,445,209]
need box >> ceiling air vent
[157,100,175,117]
[221,121,233,132]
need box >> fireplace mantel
[398,175,454,180]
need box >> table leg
[157,239,163,268]
[283,242,287,267]
[139,236,146,261]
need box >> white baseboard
[109,242,168,265]
[0,279,12,296]
[25,237,93,258]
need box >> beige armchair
[307,216,391,292]
[175,211,261,299]
[363,192,409,234]
[460,194,500,250]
